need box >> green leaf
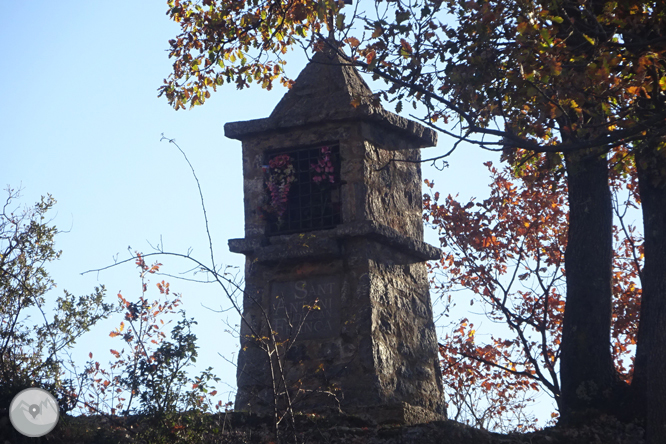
[540,29,553,46]
[336,13,345,30]
[396,11,410,23]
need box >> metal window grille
[266,143,341,235]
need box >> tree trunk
[634,145,666,442]
[560,150,624,419]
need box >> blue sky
[0,1,557,422]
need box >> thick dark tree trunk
[634,145,666,442]
[560,150,625,419]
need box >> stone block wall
[228,117,445,420]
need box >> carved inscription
[270,275,340,340]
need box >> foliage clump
[0,187,115,414]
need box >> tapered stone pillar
[225,49,446,424]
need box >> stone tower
[225,49,446,423]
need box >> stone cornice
[224,109,437,148]
[228,220,441,263]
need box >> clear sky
[0,1,557,423]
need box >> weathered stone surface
[270,275,342,340]
[226,47,446,423]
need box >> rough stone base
[15,411,646,444]
[347,402,446,425]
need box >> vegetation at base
[0,189,225,443]
[1,409,647,444]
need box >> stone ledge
[224,108,437,148]
[228,221,441,263]
[231,235,342,263]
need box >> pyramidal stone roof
[224,49,437,148]
[269,50,375,124]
